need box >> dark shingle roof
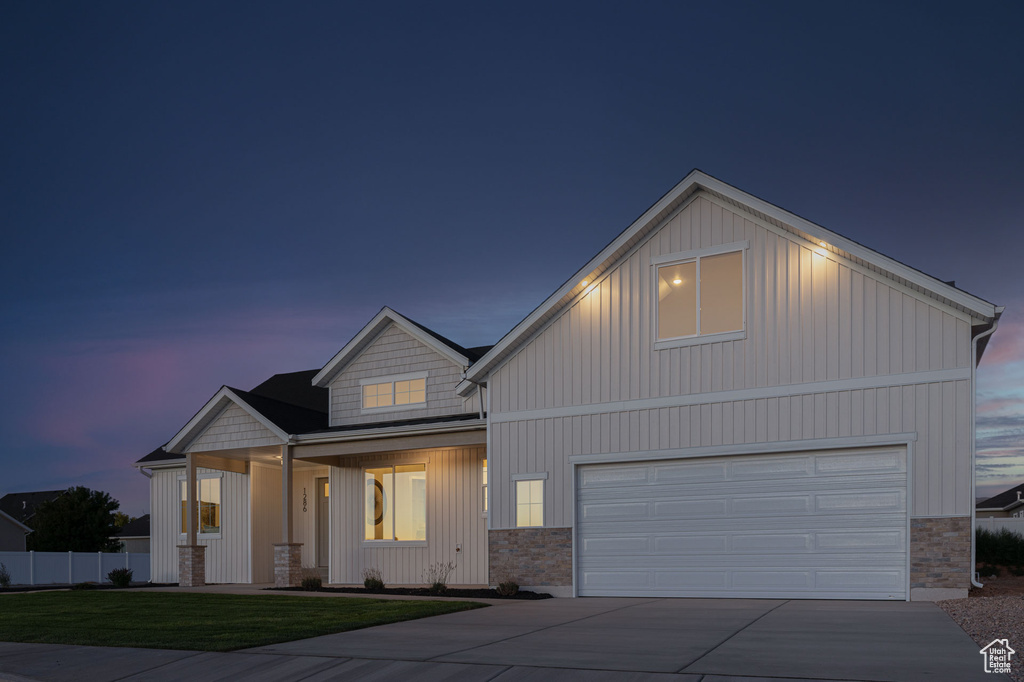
[977,483,1024,510]
[249,369,327,413]
[116,514,150,538]
[0,490,65,524]
[137,445,178,464]
[404,316,491,364]
[227,386,328,434]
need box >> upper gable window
[360,372,427,412]
[653,242,747,349]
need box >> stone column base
[274,543,304,587]
[177,545,206,587]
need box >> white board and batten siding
[150,467,251,583]
[329,323,476,427]
[330,446,487,586]
[577,447,908,599]
[488,192,975,531]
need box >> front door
[316,477,329,569]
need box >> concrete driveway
[0,597,1005,681]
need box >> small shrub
[423,560,457,594]
[0,563,10,589]
[362,566,385,591]
[493,557,519,597]
[496,579,520,597]
[71,582,96,590]
[300,566,322,591]
[108,567,133,588]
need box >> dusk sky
[2,1,1021,517]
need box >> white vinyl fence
[976,517,1024,536]
[0,551,150,586]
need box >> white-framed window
[513,474,546,528]
[652,241,747,349]
[360,371,427,412]
[482,458,488,516]
[178,474,222,536]
[364,463,427,542]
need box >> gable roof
[460,169,1002,392]
[312,307,478,387]
[0,508,32,533]
[977,483,1024,511]
[148,369,329,458]
[0,490,64,524]
[115,514,150,538]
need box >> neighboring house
[0,509,32,551]
[137,170,1002,601]
[976,484,1024,518]
[0,490,65,526]
[113,514,151,553]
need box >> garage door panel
[815,450,905,474]
[814,490,904,512]
[728,456,815,480]
[577,448,908,599]
[577,474,908,499]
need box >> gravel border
[938,596,1023,681]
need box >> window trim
[651,241,748,350]
[361,461,429,546]
[177,472,223,539]
[481,457,488,517]
[513,473,547,528]
[359,371,428,414]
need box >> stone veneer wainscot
[910,516,971,599]
[489,528,572,588]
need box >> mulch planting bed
[271,585,553,599]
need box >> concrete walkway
[0,592,1005,682]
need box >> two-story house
[137,170,1002,600]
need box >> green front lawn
[0,592,486,651]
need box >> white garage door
[576,448,907,599]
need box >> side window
[482,458,488,515]
[179,475,222,535]
[515,478,544,527]
[360,373,427,412]
[654,243,746,348]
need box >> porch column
[178,452,206,587]
[274,442,303,587]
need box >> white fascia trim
[136,460,185,471]
[491,367,971,425]
[462,171,998,391]
[694,175,999,318]
[292,418,487,444]
[0,509,32,533]
[165,386,289,453]
[568,432,917,465]
[511,472,549,481]
[312,307,469,387]
[460,180,703,392]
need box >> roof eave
[462,170,1001,390]
[313,307,470,387]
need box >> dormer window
[360,372,427,412]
